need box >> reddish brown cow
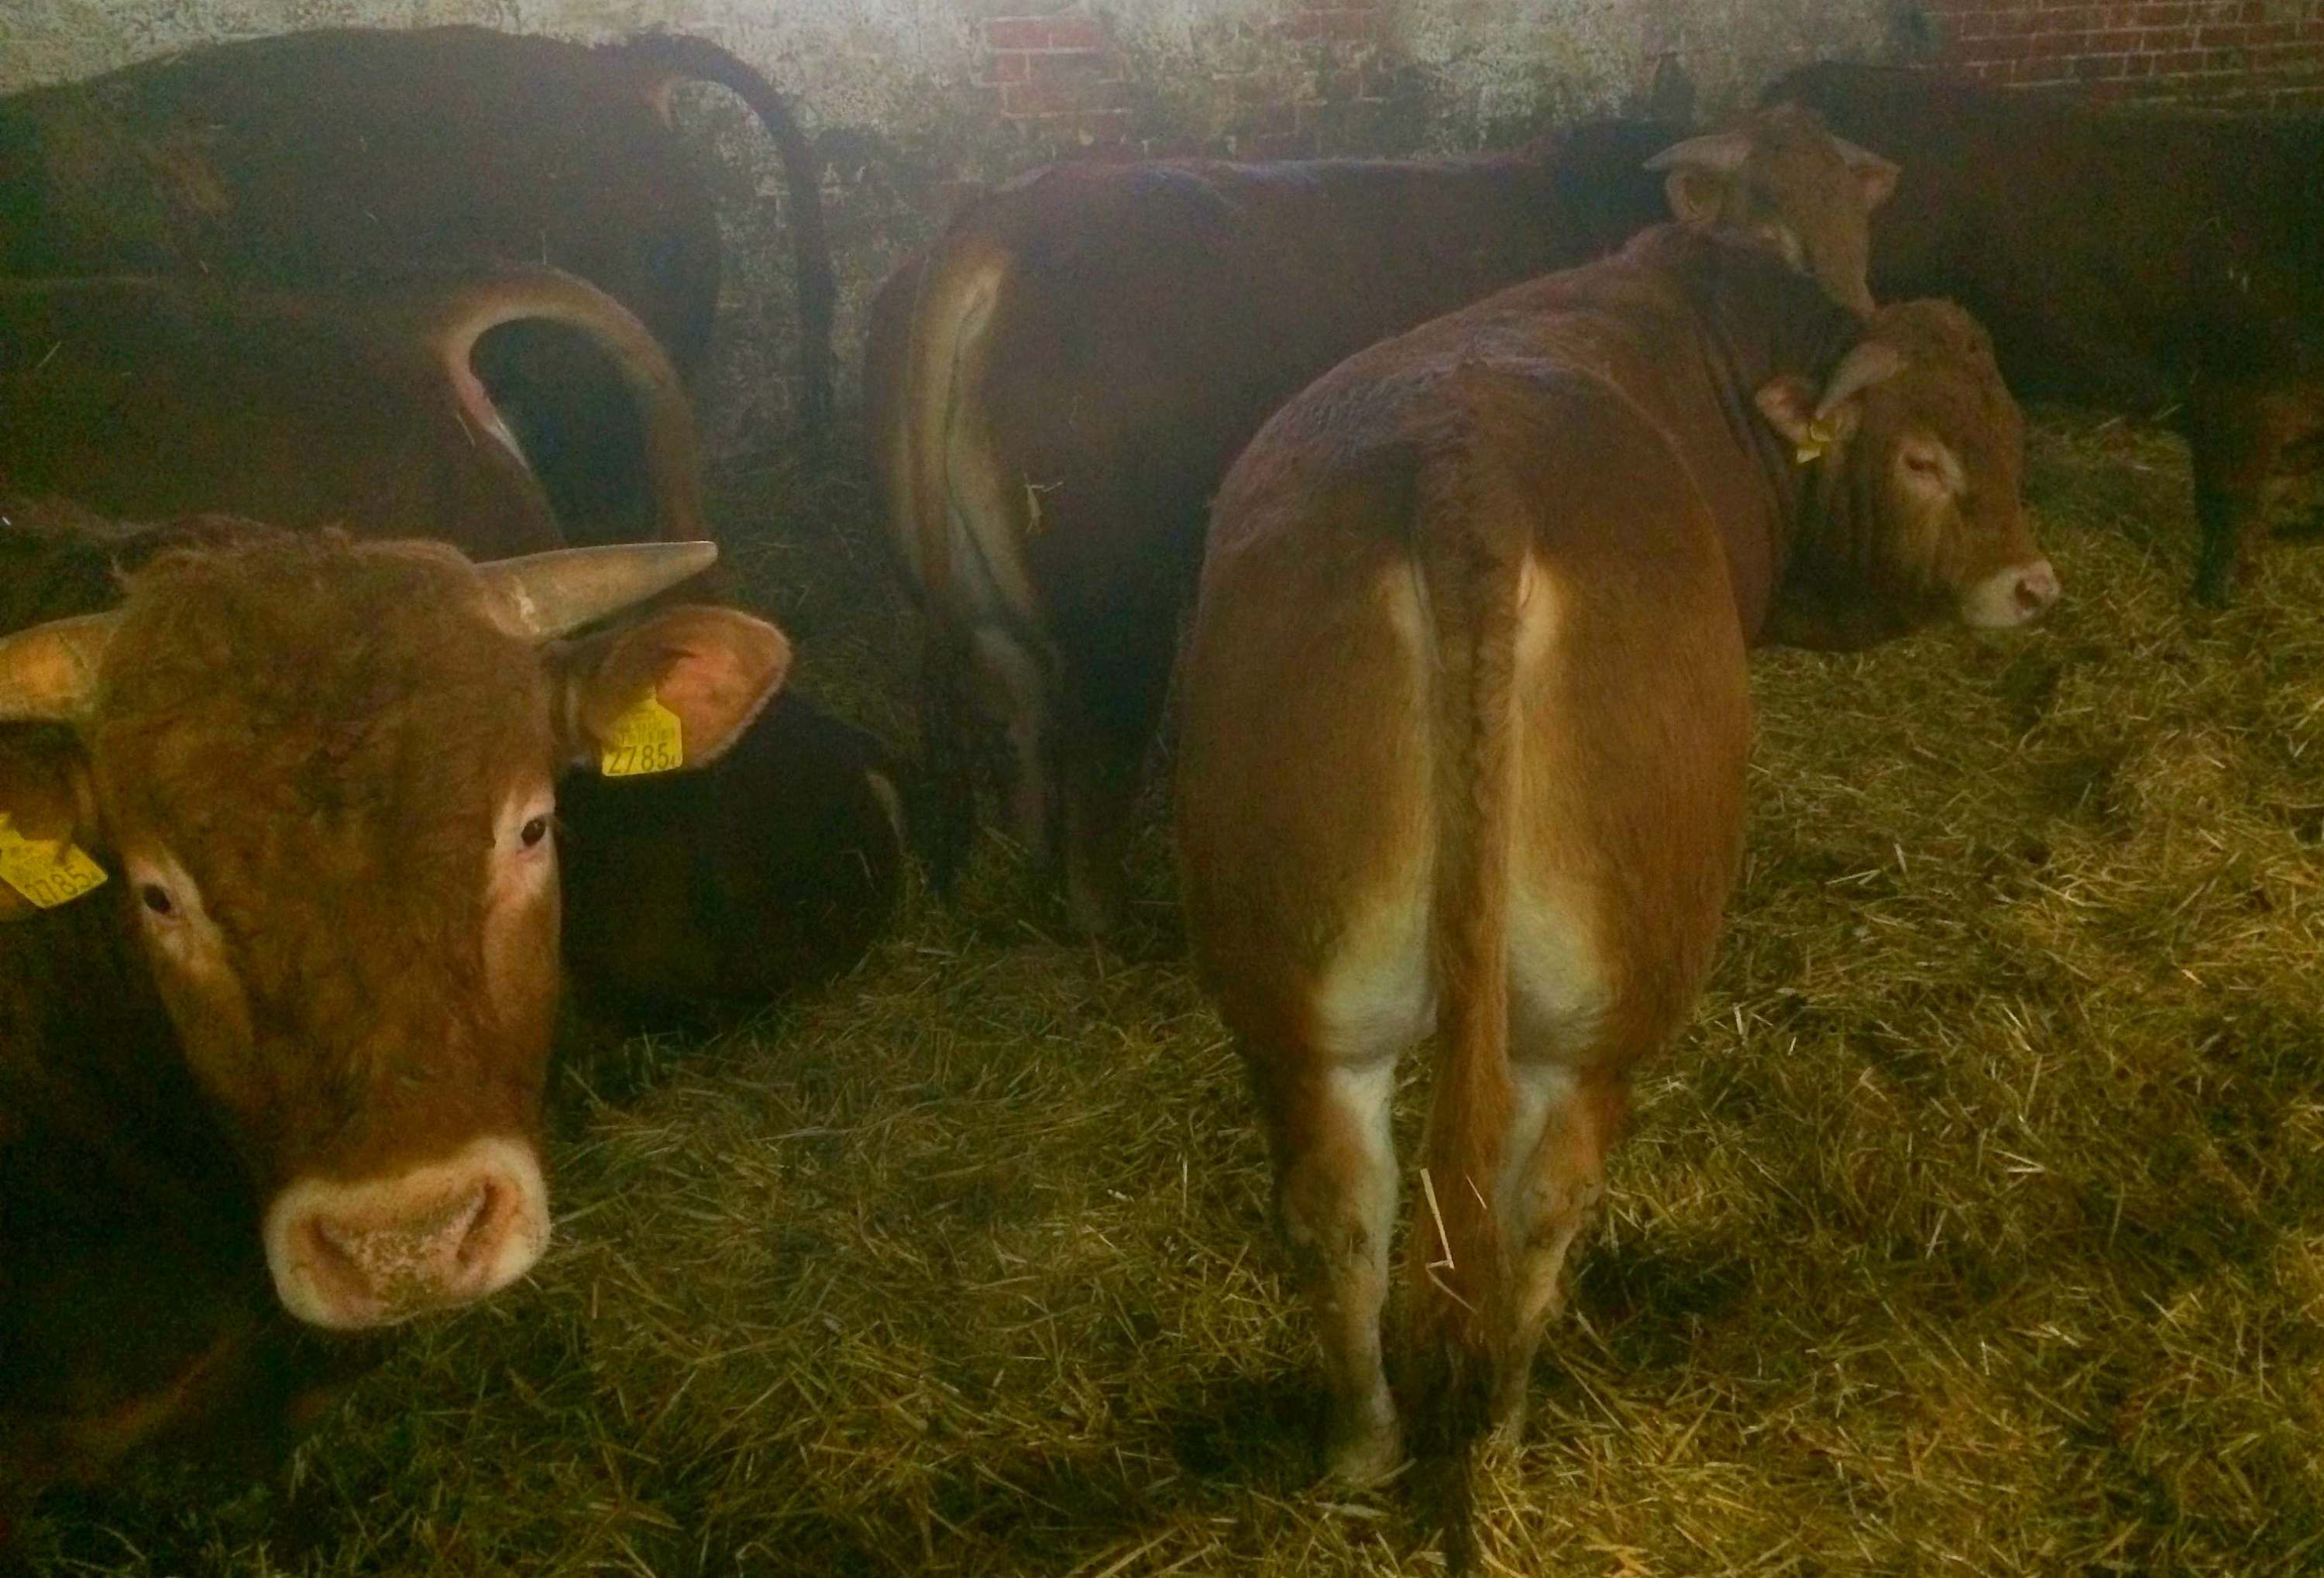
[1,268,704,555]
[0,529,786,1524]
[868,105,1899,933]
[0,497,904,1543]
[0,26,837,528]
[1767,62,2324,603]
[1174,226,2056,1558]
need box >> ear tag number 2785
[600,693,685,779]
[0,817,109,909]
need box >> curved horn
[1643,129,1750,174]
[0,611,119,724]
[479,541,721,641]
[1815,340,1910,419]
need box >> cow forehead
[1862,304,2020,447]
[90,537,555,837]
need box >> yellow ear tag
[599,693,685,779]
[1794,418,1839,466]
[0,815,109,910]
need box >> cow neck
[1682,288,1865,648]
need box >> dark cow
[0,26,837,531]
[2,268,705,554]
[868,105,1900,933]
[0,521,784,1538]
[1767,61,2324,603]
[1174,226,2056,1561]
[560,691,907,1027]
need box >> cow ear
[1662,167,1728,225]
[1754,374,1824,448]
[0,729,103,923]
[1834,138,1901,209]
[559,605,791,775]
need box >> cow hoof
[1324,1402,1403,1487]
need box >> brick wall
[982,2,1402,159]
[1916,0,2324,105]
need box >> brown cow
[0,530,786,1526]
[1174,225,2056,1560]
[0,495,904,1541]
[1,268,704,555]
[1766,62,2324,603]
[868,105,1899,933]
[0,26,837,528]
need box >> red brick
[2023,29,2093,55]
[2131,2,2190,22]
[1044,15,1109,51]
[1029,49,1116,82]
[1002,77,1122,117]
[2089,26,2142,46]
[985,17,1050,50]
[985,50,1030,84]
[2074,50,2132,74]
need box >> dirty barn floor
[22,407,2324,1576]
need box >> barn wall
[5,0,2319,445]
[1914,0,2324,105]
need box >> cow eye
[519,815,551,850]
[139,883,175,918]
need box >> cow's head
[1754,299,2060,647]
[0,533,789,1329]
[1646,103,1898,316]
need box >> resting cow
[0,25,837,530]
[1174,225,2057,1559]
[1767,62,2324,603]
[0,523,784,1535]
[1,268,704,555]
[868,104,1899,933]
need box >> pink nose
[263,1140,549,1329]
[2013,559,2061,617]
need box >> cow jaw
[263,1135,550,1330]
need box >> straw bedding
[20,406,2324,1576]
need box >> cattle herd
[0,21,2318,1568]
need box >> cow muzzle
[1960,558,2061,630]
[263,1136,550,1330]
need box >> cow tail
[427,269,710,547]
[1407,373,1527,1573]
[894,225,1014,895]
[617,32,837,430]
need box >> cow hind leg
[1249,1047,1402,1483]
[964,624,1057,871]
[1490,1062,1621,1439]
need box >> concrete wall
[5,1,2318,449]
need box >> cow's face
[1648,104,1898,316]
[1755,300,2059,648]
[0,535,788,1329]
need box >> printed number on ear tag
[0,817,108,909]
[600,693,685,779]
